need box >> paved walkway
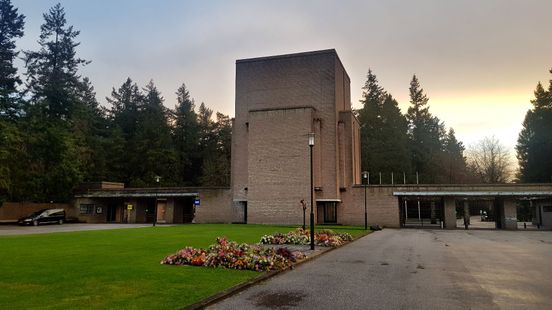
[0,223,154,236]
[210,229,552,310]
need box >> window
[80,204,94,214]
[543,206,552,213]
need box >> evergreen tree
[442,128,469,183]
[200,112,231,186]
[130,81,176,186]
[173,83,200,185]
[0,0,25,119]
[17,3,87,201]
[357,70,385,176]
[356,70,411,183]
[0,120,24,203]
[106,78,144,184]
[23,3,88,120]
[378,94,410,179]
[406,74,446,183]
[516,70,552,182]
[72,78,111,182]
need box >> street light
[362,171,368,230]
[153,175,161,227]
[308,132,315,250]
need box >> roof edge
[236,49,337,64]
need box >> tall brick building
[231,49,361,225]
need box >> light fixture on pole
[308,132,315,250]
[153,175,161,227]
[362,171,368,230]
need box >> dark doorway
[400,198,443,228]
[317,202,337,224]
[145,199,155,223]
[107,204,117,222]
[243,201,248,224]
[174,197,195,224]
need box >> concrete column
[503,199,518,230]
[443,197,456,229]
[430,201,436,224]
[463,200,470,228]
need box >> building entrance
[400,198,444,228]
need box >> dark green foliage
[0,120,24,203]
[516,70,552,183]
[71,78,111,182]
[406,74,456,183]
[0,0,25,120]
[197,103,231,186]
[357,70,410,182]
[23,3,89,120]
[442,129,469,183]
[173,83,200,185]
[131,81,177,187]
[4,3,89,202]
[104,79,231,188]
[357,70,469,184]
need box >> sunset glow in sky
[13,0,552,155]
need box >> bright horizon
[12,0,552,158]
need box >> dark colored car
[18,208,66,226]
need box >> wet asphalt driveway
[210,229,552,310]
[0,223,153,235]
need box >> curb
[182,230,373,310]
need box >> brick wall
[247,108,313,224]
[194,188,236,223]
[340,186,401,227]
[232,50,361,224]
[233,50,346,206]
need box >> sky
[12,0,552,157]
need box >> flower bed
[161,237,305,272]
[260,228,353,247]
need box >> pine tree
[516,70,552,182]
[173,83,200,185]
[200,112,232,186]
[17,3,88,201]
[442,128,469,183]
[378,94,410,179]
[356,70,412,183]
[72,78,110,182]
[107,78,144,184]
[130,81,176,186]
[0,120,24,203]
[23,3,88,120]
[406,74,446,183]
[0,0,25,119]
[357,70,386,175]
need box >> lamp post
[153,175,161,227]
[300,200,306,230]
[308,132,315,250]
[362,171,368,230]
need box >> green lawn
[0,224,367,309]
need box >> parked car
[18,209,66,226]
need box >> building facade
[63,49,552,230]
[231,49,361,225]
